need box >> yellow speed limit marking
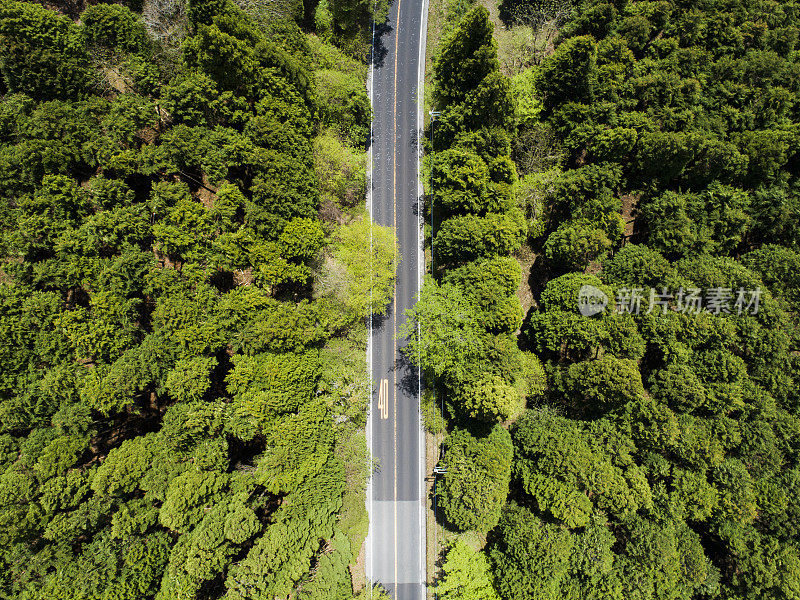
[377,378,389,420]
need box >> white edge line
[365,7,375,591]
[416,0,429,594]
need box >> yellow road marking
[378,378,390,419]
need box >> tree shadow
[412,192,423,218]
[372,20,392,69]
[409,126,419,151]
[371,308,394,335]
[527,253,552,307]
[394,346,420,398]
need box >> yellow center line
[392,0,402,591]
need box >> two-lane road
[366,0,428,597]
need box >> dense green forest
[0,0,395,597]
[417,0,800,598]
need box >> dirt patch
[350,541,366,594]
[101,67,133,95]
[233,267,254,287]
[425,428,445,597]
[585,260,602,276]
[620,192,640,238]
[515,244,537,316]
[197,174,218,209]
[319,198,346,225]
[478,0,503,29]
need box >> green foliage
[327,0,374,34]
[314,216,397,320]
[641,184,752,258]
[81,3,150,54]
[544,218,612,271]
[165,356,217,403]
[315,70,370,147]
[539,272,609,312]
[444,257,523,333]
[489,502,577,600]
[539,36,597,111]
[554,355,645,417]
[160,71,244,127]
[421,389,447,434]
[227,350,320,420]
[313,131,367,208]
[513,409,652,528]
[742,244,800,308]
[0,0,374,596]
[0,1,91,99]
[159,470,228,533]
[461,375,522,422]
[430,148,491,217]
[438,426,512,532]
[429,0,800,595]
[435,540,500,600]
[403,277,485,386]
[434,6,500,108]
[511,67,543,129]
[435,212,525,265]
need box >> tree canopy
[0,0,387,596]
[421,0,800,598]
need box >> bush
[0,1,91,99]
[438,426,512,532]
[434,211,525,265]
[315,69,371,147]
[81,3,150,54]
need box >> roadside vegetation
[417,1,800,598]
[0,0,394,597]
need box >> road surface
[366,0,428,597]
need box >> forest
[0,0,396,597]
[416,0,800,598]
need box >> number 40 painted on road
[377,378,390,420]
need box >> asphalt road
[366,0,428,597]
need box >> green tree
[489,502,575,600]
[544,218,613,271]
[433,6,501,107]
[81,3,150,54]
[226,350,320,421]
[554,355,646,417]
[513,409,652,527]
[313,131,367,208]
[0,1,91,99]
[435,540,499,600]
[327,0,373,33]
[438,426,512,532]
[434,212,525,265]
[538,35,597,111]
[313,217,397,320]
[315,70,371,147]
[401,277,484,386]
[430,149,490,218]
[444,256,523,334]
[460,374,522,422]
[165,356,218,403]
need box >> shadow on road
[371,310,392,332]
[394,350,420,398]
[373,21,391,69]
